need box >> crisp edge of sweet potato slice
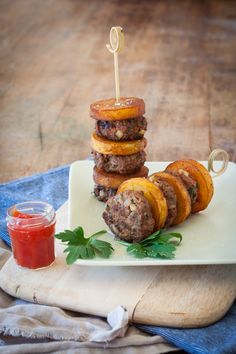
[93,166,149,189]
[91,132,147,155]
[185,159,214,205]
[90,97,145,120]
[149,172,191,226]
[117,177,168,230]
[165,160,214,213]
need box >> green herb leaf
[90,230,107,239]
[158,232,182,245]
[127,243,147,258]
[90,239,114,258]
[74,226,84,238]
[65,245,80,265]
[55,227,113,265]
[139,229,162,244]
[121,229,182,260]
[55,230,79,243]
[145,243,176,258]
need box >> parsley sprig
[118,229,182,259]
[55,227,114,264]
[55,226,182,264]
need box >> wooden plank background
[0,0,235,182]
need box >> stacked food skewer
[89,26,216,244]
[90,97,149,202]
[89,97,214,244]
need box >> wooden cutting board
[0,202,235,328]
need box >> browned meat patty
[95,116,147,141]
[103,190,155,243]
[94,185,117,202]
[152,179,177,227]
[93,151,146,174]
[169,170,198,205]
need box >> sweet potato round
[93,166,149,189]
[118,177,168,230]
[166,160,214,213]
[149,172,191,226]
[90,97,145,120]
[91,132,147,155]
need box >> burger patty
[93,150,146,174]
[169,170,198,204]
[103,190,155,243]
[95,116,147,141]
[94,185,117,202]
[152,179,177,226]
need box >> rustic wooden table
[0,0,235,184]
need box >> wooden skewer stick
[113,52,120,103]
[106,26,124,104]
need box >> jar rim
[7,201,55,227]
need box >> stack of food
[90,97,149,202]
[103,159,214,242]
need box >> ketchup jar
[7,201,56,269]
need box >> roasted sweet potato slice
[166,160,214,213]
[93,166,149,189]
[118,178,168,230]
[90,97,145,120]
[149,172,191,226]
[91,132,147,155]
[186,159,214,202]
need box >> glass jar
[7,201,56,269]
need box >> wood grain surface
[0,0,235,182]
[1,255,235,328]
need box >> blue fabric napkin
[0,166,69,247]
[137,306,236,354]
[0,166,235,354]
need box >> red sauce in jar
[7,202,55,269]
